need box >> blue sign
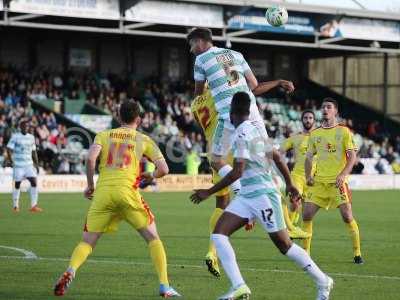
[228,9,315,36]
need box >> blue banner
[228,9,315,36]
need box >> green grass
[0,190,399,300]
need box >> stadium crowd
[0,66,399,175]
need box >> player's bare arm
[85,143,102,199]
[244,69,294,95]
[336,149,356,187]
[272,149,300,205]
[305,151,315,186]
[191,159,245,204]
[253,80,295,96]
[32,150,39,173]
[194,81,206,97]
[141,158,169,186]
[6,147,13,167]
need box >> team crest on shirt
[326,143,336,153]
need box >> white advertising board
[125,1,224,28]
[9,0,120,20]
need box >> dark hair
[186,28,212,43]
[322,97,338,109]
[119,99,141,124]
[231,92,250,116]
[301,109,315,120]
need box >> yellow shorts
[305,181,352,210]
[291,173,307,197]
[212,170,230,197]
[85,186,154,233]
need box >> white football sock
[12,188,21,208]
[212,234,245,288]
[218,165,241,193]
[286,243,327,286]
[30,187,38,207]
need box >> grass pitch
[0,190,399,300]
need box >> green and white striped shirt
[194,47,256,120]
[232,120,277,199]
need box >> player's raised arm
[253,80,295,96]
[85,143,102,199]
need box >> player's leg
[210,119,241,194]
[206,193,229,278]
[126,197,181,297]
[12,167,24,212]
[269,230,333,300]
[27,169,42,212]
[212,200,251,299]
[54,188,113,296]
[302,202,320,254]
[12,181,21,212]
[339,202,363,264]
[54,231,102,296]
[289,174,305,225]
[282,198,310,239]
[255,193,333,300]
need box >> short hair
[231,92,250,116]
[322,97,338,109]
[186,28,212,43]
[119,99,141,124]
[301,109,315,120]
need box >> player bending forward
[54,100,181,298]
[191,92,333,300]
[6,120,42,213]
[303,98,363,264]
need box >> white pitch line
[1,254,400,281]
[0,245,38,259]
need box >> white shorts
[13,166,37,182]
[212,113,269,157]
[225,192,286,233]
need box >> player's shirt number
[106,142,133,169]
[261,208,273,223]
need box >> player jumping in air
[303,98,363,264]
[6,120,42,213]
[54,100,181,298]
[188,27,294,195]
[191,92,333,300]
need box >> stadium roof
[1,0,400,54]
[178,0,400,21]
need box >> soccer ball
[266,5,288,27]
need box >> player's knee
[277,239,292,255]
[341,213,353,223]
